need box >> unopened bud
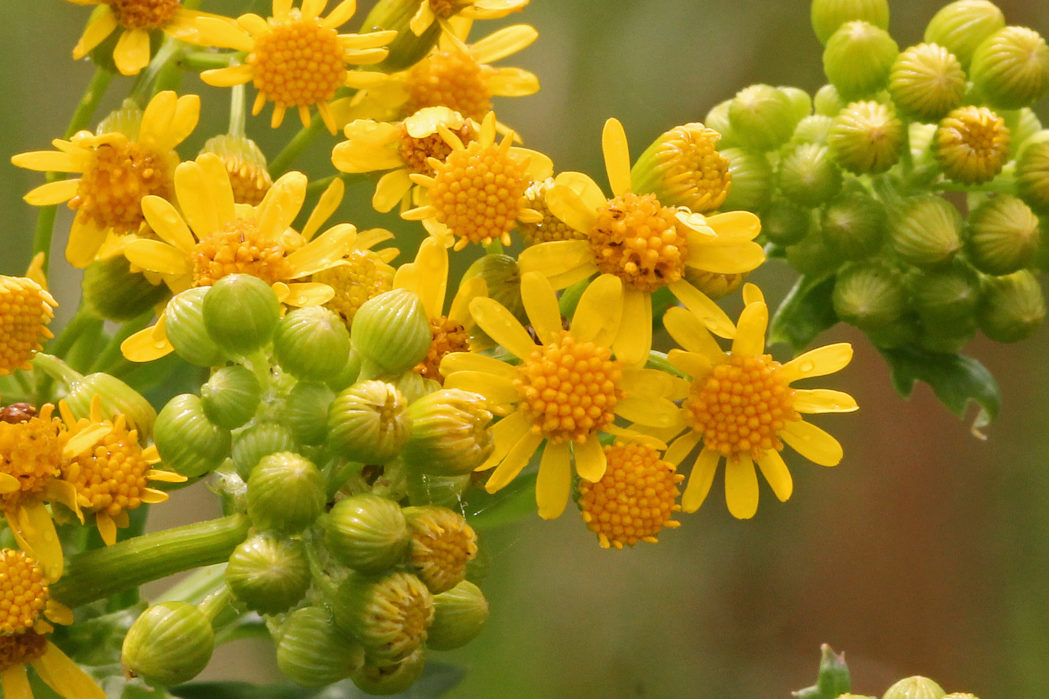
[761,200,811,246]
[277,606,365,687]
[231,421,297,480]
[882,676,946,699]
[631,123,732,213]
[351,290,432,377]
[829,100,904,174]
[814,84,846,116]
[728,84,799,152]
[200,365,261,430]
[349,649,426,696]
[403,389,493,477]
[934,106,1010,184]
[404,506,478,594]
[778,143,842,207]
[969,26,1049,110]
[200,134,272,205]
[889,195,963,268]
[1016,136,1049,212]
[811,0,889,45]
[328,380,412,464]
[284,381,335,446]
[333,571,434,663]
[273,306,351,381]
[833,261,907,330]
[978,270,1046,342]
[65,372,157,440]
[122,602,213,686]
[202,274,280,357]
[164,288,227,367]
[704,99,739,147]
[246,452,326,533]
[325,494,411,574]
[226,534,310,615]
[888,43,966,121]
[924,0,1005,68]
[427,580,489,651]
[719,147,773,212]
[82,255,169,321]
[792,114,835,145]
[966,195,1040,275]
[910,263,982,326]
[823,21,899,101]
[821,190,887,261]
[153,394,231,478]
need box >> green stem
[229,81,247,139]
[89,311,154,374]
[268,118,327,177]
[158,563,227,604]
[644,350,687,378]
[47,304,100,361]
[197,584,234,622]
[305,172,367,197]
[51,514,250,609]
[178,51,241,72]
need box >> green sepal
[792,644,851,699]
[768,274,839,351]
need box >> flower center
[250,12,346,108]
[0,630,47,671]
[192,217,292,288]
[589,192,688,293]
[654,124,731,212]
[406,51,491,121]
[0,549,49,635]
[408,509,477,594]
[399,122,472,175]
[70,141,174,234]
[0,277,57,376]
[935,106,1011,184]
[315,250,394,325]
[364,573,434,661]
[221,155,272,206]
[514,332,623,444]
[579,442,684,549]
[683,354,799,461]
[0,406,66,505]
[416,316,470,382]
[62,417,152,518]
[520,178,587,245]
[109,0,181,30]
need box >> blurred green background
[3,1,1049,696]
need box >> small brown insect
[0,403,38,424]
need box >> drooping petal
[730,301,768,357]
[546,175,600,234]
[96,512,118,546]
[321,0,359,29]
[664,308,724,362]
[757,450,794,502]
[681,446,720,512]
[372,169,413,213]
[470,24,538,63]
[485,430,543,492]
[705,210,762,241]
[66,216,108,268]
[113,28,151,75]
[613,287,651,366]
[443,371,519,407]
[724,456,759,519]
[150,94,202,152]
[667,348,713,383]
[667,279,736,339]
[477,409,532,471]
[793,389,859,414]
[141,195,195,252]
[72,9,118,59]
[200,64,255,87]
[570,273,622,345]
[779,343,854,383]
[409,237,449,318]
[30,643,106,699]
[121,319,173,363]
[520,272,562,345]
[536,441,572,519]
[685,238,766,274]
[440,351,517,380]
[601,118,632,197]
[742,282,765,306]
[448,276,486,328]
[573,434,607,483]
[301,177,345,241]
[1,663,31,699]
[664,430,701,467]
[780,420,843,466]
[332,121,402,172]
[487,67,541,97]
[280,282,335,306]
[469,297,538,360]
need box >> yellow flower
[313,243,399,326]
[407,0,529,38]
[199,134,273,206]
[934,105,1011,184]
[0,259,57,376]
[518,118,766,366]
[402,112,552,250]
[630,123,732,213]
[439,271,680,519]
[518,178,588,246]
[198,0,397,133]
[0,548,105,699]
[661,285,857,520]
[11,92,200,268]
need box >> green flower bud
[630,123,732,213]
[966,195,1040,275]
[247,452,326,533]
[683,270,748,300]
[833,261,908,330]
[821,190,887,260]
[910,263,982,325]
[122,602,214,686]
[202,274,281,356]
[83,255,169,322]
[403,389,493,477]
[349,649,426,696]
[273,306,351,381]
[285,381,334,446]
[704,99,739,148]
[387,370,441,405]
[332,571,434,663]
[231,421,297,480]
[1016,135,1049,212]
[406,473,472,508]
[970,26,1049,110]
[200,365,261,430]
[925,0,1005,68]
[64,372,157,440]
[760,199,811,246]
[811,0,889,45]
[154,394,231,478]
[824,21,899,101]
[780,86,813,123]
[328,351,362,392]
[427,580,489,651]
[778,143,843,207]
[461,253,525,327]
[728,84,799,152]
[786,226,843,277]
[363,0,439,72]
[164,288,227,367]
[792,114,835,145]
[277,606,365,687]
[882,676,946,699]
[351,290,431,377]
[719,147,773,212]
[978,270,1046,342]
[1005,109,1043,159]
[226,534,310,615]
[328,380,412,464]
[814,83,846,116]
[889,43,966,121]
[829,100,904,174]
[325,494,411,574]
[889,195,963,267]
[866,313,920,349]
[404,506,478,594]
[934,106,1011,184]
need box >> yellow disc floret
[249,11,346,111]
[0,276,57,376]
[683,355,799,461]
[109,0,181,29]
[0,630,47,671]
[0,549,49,635]
[935,105,1011,184]
[514,332,623,444]
[69,140,175,234]
[400,122,472,175]
[0,405,65,505]
[635,124,732,213]
[579,442,684,550]
[407,507,478,594]
[519,178,587,245]
[223,156,272,206]
[62,415,157,518]
[192,217,293,287]
[416,316,470,382]
[406,51,491,121]
[316,250,395,325]
[590,192,688,293]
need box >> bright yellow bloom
[518,118,766,366]
[518,178,588,246]
[403,112,552,250]
[660,285,857,520]
[314,244,399,326]
[407,0,529,38]
[630,123,732,213]
[12,92,200,268]
[440,271,680,519]
[0,265,57,376]
[198,0,396,133]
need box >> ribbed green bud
[761,199,811,246]
[970,26,1049,110]
[824,21,899,101]
[277,606,365,687]
[325,494,411,574]
[199,134,272,205]
[967,195,1040,275]
[349,649,426,696]
[225,534,310,615]
[829,100,904,174]
[910,263,982,326]
[328,380,412,464]
[1016,136,1049,212]
[363,0,439,72]
[403,389,493,477]
[683,270,748,300]
[942,694,979,699]
[273,306,351,381]
[792,114,835,145]
[231,421,297,480]
[406,473,472,508]
[811,0,889,44]
[246,452,326,533]
[328,351,362,392]
[200,366,261,430]
[704,99,739,148]
[934,106,1011,184]
[786,226,843,277]
[832,261,907,330]
[778,143,843,207]
[882,676,946,699]
[1007,109,1043,158]
[164,288,227,367]
[387,370,441,405]
[154,394,231,478]
[719,147,773,212]
[332,571,434,663]
[285,381,334,446]
[780,86,813,123]
[64,372,157,440]
[351,290,431,377]
[925,0,1005,68]
[96,97,143,139]
[728,85,799,152]
[889,196,963,267]
[461,254,526,326]
[122,602,214,686]
[821,190,887,260]
[82,255,170,321]
[978,270,1046,342]
[814,83,846,116]
[427,580,489,651]
[404,506,478,594]
[888,43,966,121]
[202,274,280,356]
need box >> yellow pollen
[590,192,688,293]
[935,106,1011,184]
[315,250,395,325]
[519,178,587,245]
[408,509,478,594]
[0,405,65,505]
[249,12,346,109]
[399,122,472,175]
[683,354,799,461]
[0,549,49,635]
[69,141,174,234]
[579,442,684,550]
[0,277,57,376]
[0,630,47,671]
[416,316,470,382]
[429,140,531,249]
[406,51,491,121]
[109,0,181,30]
[62,416,154,518]
[192,217,292,287]
[220,155,272,205]
[653,124,731,212]
[514,332,623,444]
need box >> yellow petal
[681,446,719,512]
[368,169,410,212]
[121,323,173,363]
[573,433,607,483]
[487,67,541,97]
[546,173,600,233]
[146,469,188,483]
[449,276,486,327]
[0,473,19,493]
[96,512,118,546]
[512,146,554,180]
[443,371,519,407]
[780,420,844,466]
[141,488,169,504]
[520,272,562,345]
[621,367,686,401]
[409,1,435,34]
[9,503,63,581]
[570,274,622,346]
[258,171,308,239]
[440,351,516,380]
[196,15,254,51]
[667,348,713,382]
[601,118,632,197]
[517,239,596,284]
[30,642,106,699]
[123,239,191,275]
[321,0,359,29]
[66,216,108,268]
[302,177,345,241]
[706,210,762,241]
[604,424,669,450]
[730,301,768,357]
[201,63,255,87]
[332,121,402,172]
[341,30,398,50]
[536,441,572,519]
[410,237,449,318]
[141,195,195,252]
[148,93,201,152]
[756,450,793,502]
[779,343,854,384]
[113,28,151,75]
[175,160,221,237]
[724,456,759,519]
[469,297,538,360]
[615,396,679,428]
[664,307,723,361]
[664,430,700,466]
[685,239,766,274]
[72,8,118,59]
[742,282,765,306]
[554,171,607,212]
[613,287,651,366]
[24,178,79,206]
[1,663,31,699]
[485,430,543,492]
[285,223,356,277]
[10,150,85,173]
[793,389,859,414]
[667,279,735,339]
[471,24,537,63]
[281,282,335,306]
[477,409,532,471]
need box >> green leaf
[768,274,839,351]
[461,471,538,531]
[792,644,851,699]
[171,682,315,699]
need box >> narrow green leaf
[461,471,538,531]
[768,274,838,351]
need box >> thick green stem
[180,51,241,72]
[268,118,327,177]
[51,514,250,609]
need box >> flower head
[0,266,57,376]
[407,0,529,38]
[934,105,1010,184]
[199,134,273,205]
[630,123,732,213]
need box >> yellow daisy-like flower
[630,122,732,214]
[11,91,200,268]
[0,548,105,699]
[518,118,766,366]
[407,0,529,37]
[402,112,552,250]
[200,134,273,206]
[661,284,857,520]
[0,261,57,376]
[197,0,397,133]
[439,271,681,519]
[333,106,476,213]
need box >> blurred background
[3,1,1049,696]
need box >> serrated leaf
[768,274,838,351]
